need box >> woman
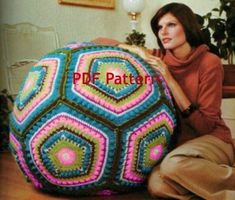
[119,3,235,200]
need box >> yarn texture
[9,42,176,195]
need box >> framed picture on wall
[58,0,115,9]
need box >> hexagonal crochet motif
[9,42,177,196]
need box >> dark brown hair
[151,3,204,54]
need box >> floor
[0,152,161,200]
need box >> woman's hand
[118,44,174,84]
[147,56,192,111]
[118,44,191,110]
[146,55,174,85]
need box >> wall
[0,0,130,46]
[0,0,221,51]
[222,99,235,138]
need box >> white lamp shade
[122,0,145,13]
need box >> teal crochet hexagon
[9,42,176,196]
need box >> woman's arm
[118,44,153,60]
[185,60,223,135]
[112,44,224,135]
[119,44,192,112]
[146,55,192,112]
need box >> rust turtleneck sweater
[154,44,232,145]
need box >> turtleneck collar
[164,44,209,67]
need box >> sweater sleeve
[185,55,224,135]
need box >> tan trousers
[148,135,235,200]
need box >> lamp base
[128,12,140,21]
[130,20,138,30]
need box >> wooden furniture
[223,64,235,98]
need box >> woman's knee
[160,154,189,178]
[147,154,192,197]
[147,169,170,197]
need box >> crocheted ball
[9,42,176,196]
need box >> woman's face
[158,13,188,51]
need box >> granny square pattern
[9,42,177,196]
